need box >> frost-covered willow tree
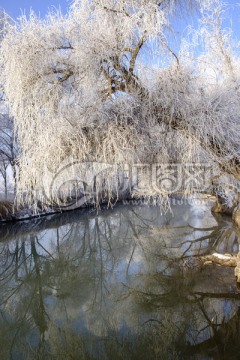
[0,12,18,199]
[0,0,240,212]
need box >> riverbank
[0,193,217,223]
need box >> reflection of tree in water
[0,204,240,359]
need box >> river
[0,200,240,359]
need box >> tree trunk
[4,174,7,199]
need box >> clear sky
[0,0,70,18]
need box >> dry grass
[0,200,13,218]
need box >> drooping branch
[160,37,179,65]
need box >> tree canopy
[0,0,240,208]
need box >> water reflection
[0,203,240,360]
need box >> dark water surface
[1,201,240,360]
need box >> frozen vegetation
[0,0,239,220]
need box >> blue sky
[0,0,70,18]
[0,0,239,41]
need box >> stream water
[0,200,240,360]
